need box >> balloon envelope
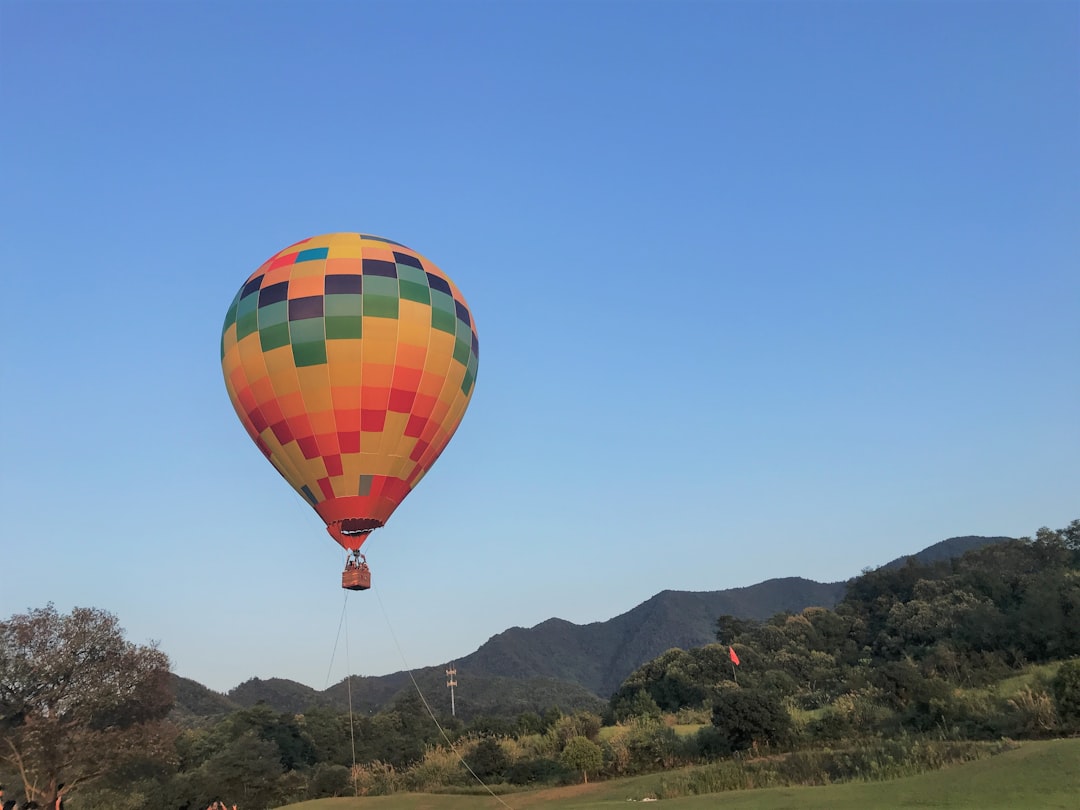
[220,233,478,550]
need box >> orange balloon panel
[221,233,479,550]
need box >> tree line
[2,519,1077,808]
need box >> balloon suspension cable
[325,577,359,794]
[344,595,357,791]
[370,584,516,809]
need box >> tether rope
[344,594,358,792]
[324,581,359,793]
[323,595,348,690]
[370,583,515,809]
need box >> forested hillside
[173,534,1004,719]
[459,577,849,698]
[612,521,1080,743]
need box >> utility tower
[445,663,458,717]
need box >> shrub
[505,757,571,786]
[307,763,351,798]
[1052,660,1080,730]
[1005,687,1059,737]
[405,744,470,791]
[690,725,732,759]
[465,738,510,781]
[710,688,793,751]
[351,760,399,796]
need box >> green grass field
[278,738,1080,810]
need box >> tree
[610,689,662,723]
[559,736,603,784]
[0,604,175,807]
[223,704,317,770]
[193,731,282,808]
[467,737,509,780]
[710,688,792,752]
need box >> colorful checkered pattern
[221,233,479,550]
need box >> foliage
[601,718,683,775]
[465,737,509,780]
[549,710,602,746]
[405,744,468,792]
[710,688,793,751]
[505,756,570,786]
[649,738,1009,799]
[1004,687,1058,737]
[305,762,350,798]
[0,604,175,808]
[192,730,282,808]
[559,736,603,783]
[1051,659,1080,730]
[605,518,1079,752]
[610,688,662,722]
[351,759,400,796]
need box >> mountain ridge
[173,534,1012,720]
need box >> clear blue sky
[2,0,1077,695]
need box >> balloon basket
[342,560,371,591]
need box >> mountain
[170,675,238,726]
[456,577,848,699]
[172,534,1014,719]
[880,535,1014,570]
[229,677,337,714]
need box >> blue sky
[1,0,1077,696]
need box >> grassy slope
[278,738,1080,810]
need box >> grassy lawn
[278,738,1080,809]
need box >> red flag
[729,646,740,666]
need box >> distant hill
[228,677,337,714]
[456,577,848,698]
[172,533,1015,719]
[170,675,238,726]
[879,535,1014,570]
[210,669,605,721]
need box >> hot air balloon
[220,233,479,589]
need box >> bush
[690,725,731,759]
[505,757,571,786]
[307,763,351,798]
[351,760,399,796]
[1052,660,1080,730]
[710,688,793,751]
[466,738,510,780]
[1004,687,1059,737]
[404,745,470,791]
[611,689,663,723]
